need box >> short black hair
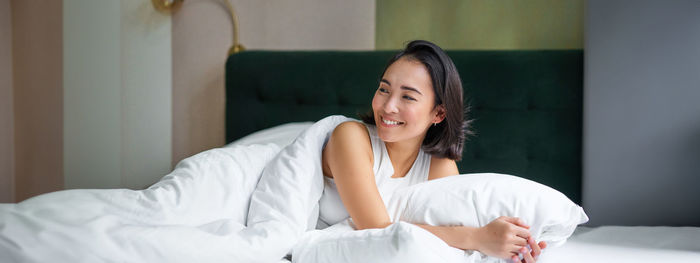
[361,40,473,160]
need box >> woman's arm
[323,121,393,229]
[413,224,481,250]
[415,217,546,263]
[414,217,529,256]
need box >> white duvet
[0,143,282,262]
[0,116,586,263]
[0,116,349,263]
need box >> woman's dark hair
[360,40,472,161]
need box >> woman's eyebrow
[401,86,423,95]
[381,79,423,95]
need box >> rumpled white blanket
[0,143,282,262]
[0,115,352,263]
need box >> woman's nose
[383,96,399,113]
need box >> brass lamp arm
[223,0,245,55]
[151,0,244,55]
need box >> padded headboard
[225,50,583,204]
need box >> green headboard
[225,50,583,204]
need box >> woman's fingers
[521,246,535,263]
[510,238,545,263]
[513,225,531,239]
[528,237,541,258]
[509,244,524,254]
[512,236,528,246]
[502,217,531,229]
[511,216,531,229]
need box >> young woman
[319,40,547,263]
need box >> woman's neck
[384,135,424,178]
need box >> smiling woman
[319,40,546,263]
[361,40,470,160]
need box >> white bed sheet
[540,225,700,262]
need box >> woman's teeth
[382,118,403,125]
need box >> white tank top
[317,122,432,229]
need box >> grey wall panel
[584,0,700,226]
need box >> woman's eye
[378,88,389,93]
[403,95,416,101]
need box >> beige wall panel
[234,0,375,50]
[0,0,14,203]
[171,1,230,167]
[12,0,63,201]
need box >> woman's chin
[377,131,400,143]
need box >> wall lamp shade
[151,0,245,55]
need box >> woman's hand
[474,216,533,259]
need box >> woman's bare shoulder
[328,121,371,153]
[323,121,373,178]
[428,156,459,180]
[332,121,369,137]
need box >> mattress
[540,225,700,262]
[277,225,700,262]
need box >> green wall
[376,0,583,50]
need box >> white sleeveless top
[317,122,432,229]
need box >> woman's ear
[433,105,446,124]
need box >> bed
[225,50,700,262]
[0,50,696,263]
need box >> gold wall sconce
[152,0,245,55]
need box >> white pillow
[291,173,588,263]
[225,122,314,148]
[386,173,589,248]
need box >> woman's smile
[379,116,405,127]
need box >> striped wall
[1,0,172,202]
[1,0,377,201]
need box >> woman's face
[372,57,445,143]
